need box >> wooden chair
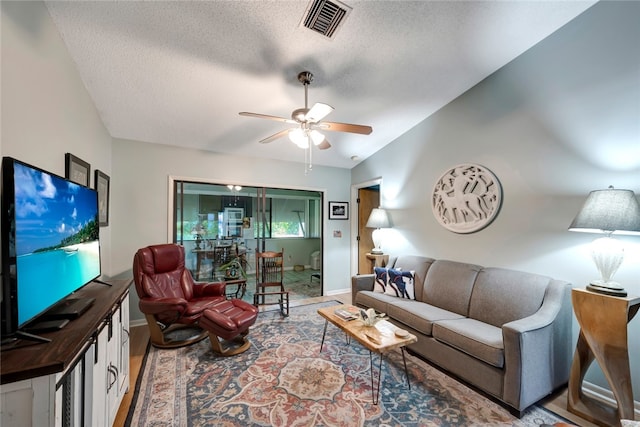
[254,249,289,317]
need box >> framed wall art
[65,153,90,187]
[329,201,349,220]
[431,163,502,234]
[95,170,110,227]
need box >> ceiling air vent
[301,0,352,39]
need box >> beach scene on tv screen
[13,162,100,325]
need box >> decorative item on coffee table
[358,307,386,326]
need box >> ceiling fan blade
[319,121,373,135]
[317,139,331,150]
[259,129,290,144]
[239,112,296,124]
[305,103,334,123]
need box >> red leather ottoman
[200,299,259,356]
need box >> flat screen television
[1,157,101,339]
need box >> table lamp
[568,186,640,296]
[366,208,390,254]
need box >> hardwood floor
[114,293,596,427]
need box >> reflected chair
[133,243,227,348]
[254,249,289,317]
[309,273,321,287]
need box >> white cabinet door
[91,323,109,427]
[118,295,130,397]
[106,306,121,425]
[1,376,56,427]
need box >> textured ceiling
[45,1,596,169]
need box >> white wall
[110,138,351,321]
[352,1,640,401]
[1,1,113,271]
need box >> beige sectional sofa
[351,255,573,416]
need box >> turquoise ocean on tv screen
[16,241,100,325]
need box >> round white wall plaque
[431,163,502,233]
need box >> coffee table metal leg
[370,351,384,405]
[320,320,328,352]
[401,347,411,389]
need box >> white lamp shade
[366,208,391,229]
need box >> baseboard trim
[325,287,350,296]
[582,380,640,420]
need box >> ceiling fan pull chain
[304,147,309,175]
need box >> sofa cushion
[421,260,482,316]
[432,318,504,368]
[386,269,415,299]
[468,268,550,327]
[390,256,435,301]
[385,299,465,336]
[354,290,397,314]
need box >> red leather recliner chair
[133,243,227,348]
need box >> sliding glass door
[172,180,322,284]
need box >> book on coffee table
[334,307,358,321]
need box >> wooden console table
[365,253,389,273]
[567,287,640,426]
[1,279,132,426]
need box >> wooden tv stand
[1,279,132,427]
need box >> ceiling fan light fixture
[288,128,308,148]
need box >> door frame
[350,177,382,277]
[167,175,326,294]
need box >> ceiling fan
[239,71,372,151]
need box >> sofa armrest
[501,280,572,412]
[351,274,375,305]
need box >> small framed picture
[329,201,349,220]
[65,153,90,187]
[95,170,110,227]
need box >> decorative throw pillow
[386,269,416,299]
[373,267,390,293]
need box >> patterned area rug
[127,301,568,426]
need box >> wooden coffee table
[317,304,417,404]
